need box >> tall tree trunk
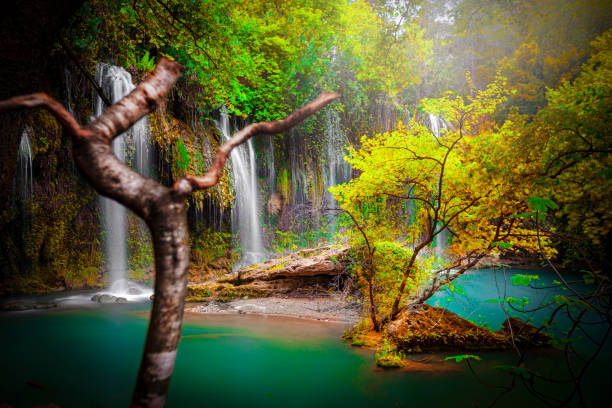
[131,202,190,407]
[0,61,339,406]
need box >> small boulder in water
[91,294,119,303]
[33,302,58,310]
[115,297,128,303]
[495,317,551,347]
[1,301,57,311]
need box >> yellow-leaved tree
[331,75,555,329]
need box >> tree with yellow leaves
[332,75,555,327]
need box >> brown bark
[0,57,339,407]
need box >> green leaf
[527,197,559,213]
[492,242,513,249]
[445,354,482,362]
[511,274,540,286]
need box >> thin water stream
[215,107,264,269]
[94,63,154,297]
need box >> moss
[344,306,552,371]
[187,285,212,298]
[375,341,406,368]
[186,295,212,302]
[4,109,103,294]
[215,285,267,302]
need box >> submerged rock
[495,317,552,347]
[0,301,58,312]
[32,302,59,310]
[387,304,551,352]
[91,294,129,303]
[388,304,503,352]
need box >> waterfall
[423,114,449,261]
[132,115,154,177]
[63,66,75,118]
[94,63,153,296]
[434,222,448,259]
[215,107,264,269]
[429,113,446,138]
[428,114,449,261]
[323,109,352,235]
[16,128,33,203]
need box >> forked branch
[0,55,340,407]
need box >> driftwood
[0,57,339,407]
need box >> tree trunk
[0,63,339,406]
[131,199,190,407]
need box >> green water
[0,269,610,407]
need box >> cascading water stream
[63,66,75,118]
[215,107,264,269]
[17,128,33,203]
[93,63,153,299]
[428,113,449,262]
[429,113,446,138]
[323,109,352,235]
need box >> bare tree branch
[88,57,183,142]
[0,56,340,407]
[0,92,88,138]
[174,91,340,195]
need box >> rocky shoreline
[186,296,362,324]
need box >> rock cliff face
[186,246,351,301]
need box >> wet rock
[91,294,121,303]
[32,302,58,310]
[388,304,505,352]
[0,302,32,311]
[115,297,128,303]
[223,246,350,283]
[495,317,552,347]
[267,193,283,214]
[192,246,351,300]
[387,304,553,353]
[0,301,57,311]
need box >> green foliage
[445,354,482,363]
[511,274,540,286]
[375,339,405,368]
[191,229,231,267]
[527,197,559,214]
[173,137,190,175]
[270,227,331,254]
[135,50,156,72]
[531,30,612,245]
[339,0,432,96]
[349,241,422,319]
[128,216,154,275]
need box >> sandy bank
[185,296,361,324]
